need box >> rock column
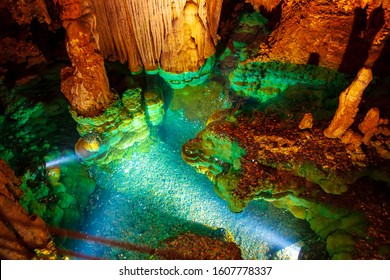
[57,0,114,117]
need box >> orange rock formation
[5,0,51,25]
[250,0,390,74]
[0,160,55,259]
[57,0,115,117]
[324,67,373,139]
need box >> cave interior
[0,0,389,260]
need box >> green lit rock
[56,192,75,209]
[326,231,356,259]
[72,88,150,165]
[61,204,82,230]
[144,89,165,126]
[229,61,348,103]
[218,10,269,79]
[46,205,64,227]
[159,55,216,89]
[183,110,367,212]
[30,200,47,219]
[378,244,390,259]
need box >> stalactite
[90,0,222,75]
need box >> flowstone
[72,87,164,165]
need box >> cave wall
[249,0,390,75]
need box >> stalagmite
[359,107,381,144]
[324,67,373,139]
[299,113,314,130]
[57,0,114,117]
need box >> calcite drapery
[90,0,222,87]
[57,0,114,117]
[160,1,215,73]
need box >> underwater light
[274,242,302,260]
[45,154,78,168]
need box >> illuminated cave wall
[250,0,390,75]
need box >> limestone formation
[158,232,242,260]
[0,37,46,67]
[250,0,390,74]
[230,60,347,103]
[324,67,373,139]
[160,1,216,73]
[71,88,161,165]
[90,0,222,86]
[57,0,115,117]
[182,109,389,259]
[144,90,165,127]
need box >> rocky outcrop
[0,159,56,259]
[245,0,282,12]
[158,231,242,260]
[5,0,51,25]
[0,37,47,67]
[182,109,390,259]
[229,60,348,103]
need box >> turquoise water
[70,107,311,260]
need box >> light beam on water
[73,110,299,259]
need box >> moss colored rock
[326,231,356,259]
[230,61,348,103]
